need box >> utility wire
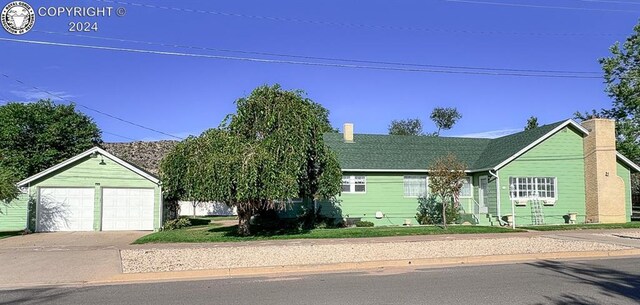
[92,0,616,37]
[0,72,184,140]
[446,0,640,12]
[102,130,137,141]
[580,0,640,5]
[33,30,602,75]
[0,37,607,79]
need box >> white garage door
[38,188,95,231]
[102,188,155,231]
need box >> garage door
[102,188,154,231]
[38,188,95,231]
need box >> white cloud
[10,89,74,102]
[456,128,521,139]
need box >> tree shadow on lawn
[527,260,640,305]
[207,224,314,238]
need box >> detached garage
[12,147,163,232]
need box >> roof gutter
[341,167,500,173]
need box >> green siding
[496,126,586,226]
[23,153,161,231]
[0,193,29,231]
[338,173,420,225]
[336,173,475,226]
[617,161,632,222]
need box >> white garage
[102,188,155,231]
[37,188,95,232]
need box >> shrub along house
[322,118,640,227]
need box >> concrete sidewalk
[0,232,146,288]
[1,229,640,289]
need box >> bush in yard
[162,218,191,230]
[186,217,211,226]
[416,195,460,225]
[354,220,374,227]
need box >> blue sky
[0,0,638,142]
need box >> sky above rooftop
[0,0,638,142]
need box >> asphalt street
[2,257,639,305]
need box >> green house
[323,118,640,227]
[0,147,163,232]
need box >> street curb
[92,248,640,285]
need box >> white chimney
[343,123,354,143]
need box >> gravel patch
[121,237,629,273]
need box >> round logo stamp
[1,1,35,35]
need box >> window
[342,176,366,193]
[459,177,472,197]
[404,176,427,197]
[509,177,557,199]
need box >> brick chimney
[581,118,626,223]
[343,123,354,143]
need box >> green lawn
[0,230,23,240]
[521,222,640,231]
[134,225,522,244]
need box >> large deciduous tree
[428,153,466,228]
[430,107,462,136]
[0,167,18,204]
[0,100,102,180]
[388,118,423,136]
[160,85,342,236]
[575,22,640,193]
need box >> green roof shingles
[324,120,570,172]
[472,121,565,170]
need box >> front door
[479,176,489,208]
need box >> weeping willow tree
[160,85,342,236]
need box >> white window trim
[341,175,367,194]
[459,176,473,198]
[508,177,558,204]
[403,175,428,198]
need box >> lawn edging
[134,225,523,244]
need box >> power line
[33,30,602,75]
[0,72,184,140]
[579,0,640,5]
[446,0,640,12]
[102,130,137,141]
[92,0,616,37]
[0,37,606,79]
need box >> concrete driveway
[0,231,148,288]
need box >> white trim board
[17,147,160,187]
[617,152,640,172]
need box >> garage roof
[17,147,160,187]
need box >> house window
[509,177,557,199]
[404,176,427,197]
[342,176,366,193]
[459,177,472,198]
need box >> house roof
[324,119,640,173]
[17,147,160,187]
[323,133,491,172]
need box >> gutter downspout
[489,170,513,228]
